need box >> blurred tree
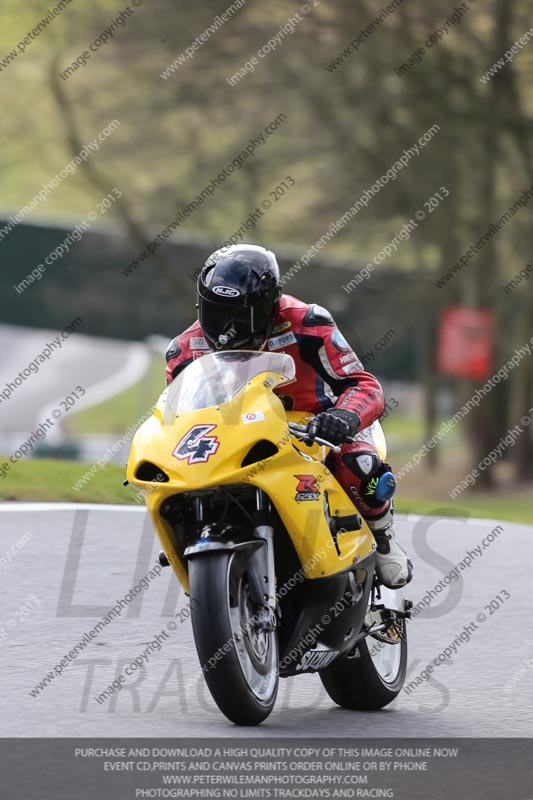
[0,0,531,484]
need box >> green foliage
[0,0,530,273]
[0,455,138,504]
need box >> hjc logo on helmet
[212,286,240,297]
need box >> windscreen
[162,351,295,421]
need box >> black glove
[306,409,360,446]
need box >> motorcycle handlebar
[288,422,354,454]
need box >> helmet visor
[199,294,275,349]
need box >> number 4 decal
[172,424,220,464]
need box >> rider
[165,244,413,589]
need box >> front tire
[189,551,278,725]
[319,619,407,710]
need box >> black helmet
[197,244,281,350]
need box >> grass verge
[0,457,139,505]
[394,495,532,524]
[0,457,531,523]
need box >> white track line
[0,504,513,529]
[0,503,145,512]
[37,342,151,436]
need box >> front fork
[182,490,277,631]
[253,489,277,625]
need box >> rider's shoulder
[278,294,335,331]
[165,321,206,362]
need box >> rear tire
[319,623,407,710]
[189,551,278,725]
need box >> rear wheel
[189,551,278,725]
[319,615,407,710]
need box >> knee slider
[343,451,382,480]
[343,452,395,507]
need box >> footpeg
[401,599,413,619]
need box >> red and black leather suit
[165,294,390,521]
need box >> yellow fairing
[127,368,376,589]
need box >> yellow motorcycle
[127,351,411,725]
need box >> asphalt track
[0,324,147,434]
[1,504,531,737]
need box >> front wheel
[189,550,278,725]
[319,617,407,710]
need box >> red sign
[437,307,493,379]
